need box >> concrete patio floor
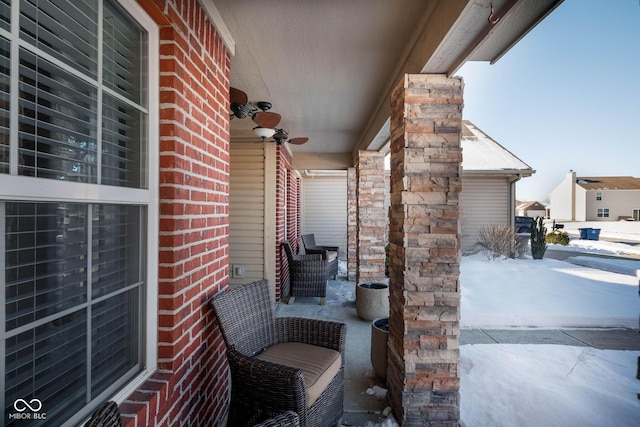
[276,278,391,426]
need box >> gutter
[462,168,534,177]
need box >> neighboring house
[300,121,534,253]
[549,171,640,221]
[516,200,548,218]
[458,121,534,252]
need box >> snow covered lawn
[460,239,639,427]
[460,254,638,329]
[461,345,639,427]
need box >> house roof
[576,176,640,190]
[517,201,547,210]
[461,120,533,175]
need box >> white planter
[356,282,389,321]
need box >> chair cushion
[255,342,341,407]
[327,250,338,261]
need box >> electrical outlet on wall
[232,264,245,278]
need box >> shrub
[530,216,548,259]
[477,224,520,260]
[546,230,570,246]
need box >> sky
[355,230,640,427]
[456,0,640,203]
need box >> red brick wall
[287,170,300,247]
[275,147,295,301]
[120,1,231,425]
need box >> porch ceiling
[213,0,562,167]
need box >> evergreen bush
[546,230,570,246]
[530,216,548,259]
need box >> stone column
[387,74,463,426]
[347,167,357,281]
[356,151,386,284]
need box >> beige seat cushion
[255,342,341,407]
[327,250,338,261]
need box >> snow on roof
[461,120,532,173]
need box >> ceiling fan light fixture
[253,126,276,139]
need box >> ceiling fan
[230,87,281,128]
[272,128,308,146]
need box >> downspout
[509,173,522,229]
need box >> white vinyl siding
[460,177,510,253]
[229,143,265,284]
[301,175,347,257]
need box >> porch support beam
[356,151,386,284]
[388,74,463,426]
[291,152,352,170]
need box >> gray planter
[370,317,389,381]
[356,282,389,321]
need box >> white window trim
[111,0,160,400]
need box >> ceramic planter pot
[370,317,389,381]
[355,282,389,321]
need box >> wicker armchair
[83,401,122,427]
[253,410,300,427]
[300,234,339,279]
[282,241,328,305]
[210,280,346,427]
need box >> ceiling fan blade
[288,137,308,145]
[230,87,248,105]
[252,112,281,128]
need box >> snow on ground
[460,253,638,329]
[557,220,640,243]
[460,345,639,427]
[553,237,640,256]
[460,228,640,427]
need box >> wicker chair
[282,241,328,305]
[83,401,122,427]
[253,410,300,427]
[210,280,346,427]
[300,234,339,279]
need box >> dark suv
[515,216,533,233]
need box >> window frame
[0,0,159,422]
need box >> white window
[597,208,609,218]
[596,192,602,201]
[1,0,158,424]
